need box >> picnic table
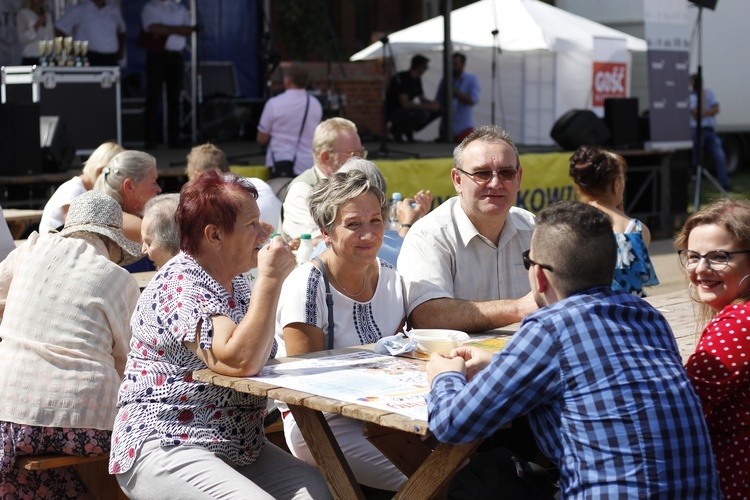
[194,289,697,498]
[3,208,43,239]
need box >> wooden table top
[3,209,44,239]
[195,346,431,435]
[3,208,44,223]
[132,271,156,290]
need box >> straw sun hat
[58,191,143,266]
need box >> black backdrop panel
[0,102,41,176]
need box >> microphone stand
[692,4,726,212]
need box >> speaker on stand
[550,109,611,151]
[604,98,642,150]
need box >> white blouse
[275,258,407,356]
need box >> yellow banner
[231,151,576,214]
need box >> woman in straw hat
[0,190,142,498]
[110,172,330,499]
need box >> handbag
[271,94,310,178]
[136,29,167,53]
[448,447,559,500]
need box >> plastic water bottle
[296,233,313,266]
[388,192,402,230]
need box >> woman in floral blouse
[110,172,331,499]
[568,145,658,296]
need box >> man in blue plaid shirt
[427,201,721,498]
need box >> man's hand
[449,346,493,380]
[427,352,466,385]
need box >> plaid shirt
[429,287,722,498]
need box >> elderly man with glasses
[397,125,538,332]
[281,117,366,244]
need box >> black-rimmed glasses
[456,166,518,184]
[678,249,750,271]
[522,249,554,272]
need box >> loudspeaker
[40,116,75,173]
[689,0,717,10]
[0,102,41,176]
[550,109,610,151]
[604,98,641,150]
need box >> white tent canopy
[351,0,647,145]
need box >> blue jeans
[692,126,730,188]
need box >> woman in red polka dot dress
[676,198,750,499]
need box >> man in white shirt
[281,117,364,243]
[141,0,194,148]
[257,64,323,177]
[54,0,125,67]
[397,126,538,332]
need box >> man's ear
[534,264,550,294]
[451,168,462,194]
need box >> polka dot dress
[685,302,750,499]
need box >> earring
[739,274,750,293]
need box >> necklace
[326,257,367,297]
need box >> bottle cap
[300,233,312,240]
[269,233,280,239]
[392,192,402,201]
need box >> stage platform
[1,140,689,237]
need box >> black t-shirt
[386,70,424,117]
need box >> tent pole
[190,0,197,144]
[443,0,452,142]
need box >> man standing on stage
[141,0,195,149]
[55,0,126,67]
[257,63,322,178]
[435,52,480,143]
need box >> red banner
[592,62,627,107]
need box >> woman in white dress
[39,141,123,234]
[275,169,408,492]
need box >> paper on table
[251,350,429,421]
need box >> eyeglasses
[678,249,750,271]
[455,166,518,184]
[334,148,368,160]
[522,249,554,272]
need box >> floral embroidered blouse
[109,252,275,474]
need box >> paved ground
[647,238,687,296]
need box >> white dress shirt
[55,0,126,54]
[397,197,535,315]
[141,0,190,52]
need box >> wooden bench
[15,453,127,499]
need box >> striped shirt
[429,287,722,498]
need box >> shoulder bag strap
[291,94,311,165]
[313,255,334,350]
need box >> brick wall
[272,60,387,140]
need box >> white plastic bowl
[410,329,470,355]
